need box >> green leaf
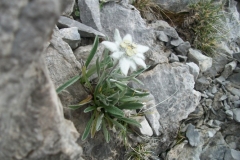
[107,117,126,130]
[68,104,85,110]
[118,102,143,110]
[119,117,141,128]
[84,106,96,113]
[102,120,110,143]
[85,36,99,68]
[96,113,104,131]
[56,75,81,93]
[104,105,124,117]
[96,57,100,77]
[81,115,94,141]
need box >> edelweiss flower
[101,29,149,76]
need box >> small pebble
[212,86,218,94]
[219,95,228,101]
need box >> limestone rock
[195,77,210,92]
[188,48,212,72]
[58,16,105,37]
[131,116,154,136]
[174,41,191,56]
[170,37,184,47]
[163,27,179,39]
[134,63,201,153]
[157,31,169,42]
[169,53,179,63]
[233,108,240,122]
[224,149,240,160]
[186,124,200,147]
[62,0,75,16]
[78,0,103,31]
[60,27,81,49]
[0,1,83,159]
[186,62,200,81]
[100,2,154,46]
[221,61,237,79]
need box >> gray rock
[228,72,240,86]
[157,31,169,42]
[170,37,184,47]
[0,1,83,159]
[212,85,218,94]
[62,0,75,16]
[131,116,153,136]
[149,20,171,30]
[188,48,212,72]
[195,77,210,92]
[186,62,200,81]
[134,63,201,153]
[100,2,155,46]
[225,83,240,97]
[234,100,240,108]
[74,44,104,68]
[78,0,103,31]
[204,54,230,77]
[169,53,179,63]
[178,55,188,62]
[233,52,240,62]
[205,99,213,107]
[174,41,191,56]
[222,122,240,150]
[224,149,240,160]
[233,108,240,122]
[152,0,200,13]
[186,124,200,147]
[221,61,237,79]
[226,110,234,119]
[59,27,81,49]
[200,132,229,160]
[163,27,179,39]
[219,94,228,101]
[57,16,105,37]
[141,94,161,136]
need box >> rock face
[100,2,155,46]
[135,63,201,152]
[78,0,103,31]
[0,0,83,160]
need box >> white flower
[101,29,149,76]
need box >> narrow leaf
[85,35,99,68]
[119,117,141,128]
[102,120,110,143]
[68,104,85,110]
[104,105,124,117]
[108,117,126,130]
[56,75,80,93]
[84,106,96,113]
[118,102,143,110]
[96,57,100,77]
[82,115,94,141]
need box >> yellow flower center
[120,40,137,57]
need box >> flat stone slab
[57,16,105,38]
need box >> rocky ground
[44,0,240,159]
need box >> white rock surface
[188,48,212,72]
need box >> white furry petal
[114,29,122,46]
[102,41,119,52]
[136,45,149,54]
[132,57,147,68]
[110,51,124,60]
[135,52,145,60]
[119,57,130,76]
[123,34,132,43]
[129,60,137,71]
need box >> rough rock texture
[153,0,200,13]
[78,0,103,31]
[62,0,75,16]
[59,27,81,49]
[0,0,83,159]
[58,16,105,37]
[188,48,212,72]
[135,63,201,153]
[100,2,155,46]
